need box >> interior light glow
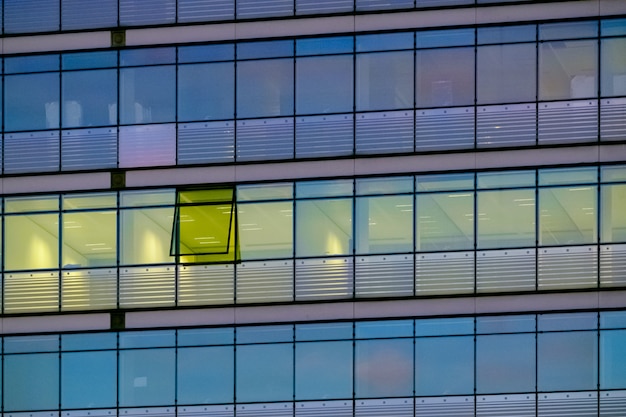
[448,194,472,198]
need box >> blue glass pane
[476,334,535,393]
[355,338,413,398]
[236,59,293,118]
[356,51,414,111]
[296,341,353,400]
[178,328,235,346]
[178,346,234,404]
[357,32,414,52]
[602,18,626,36]
[119,330,176,348]
[5,335,59,353]
[120,48,176,66]
[178,44,235,63]
[61,351,117,408]
[178,62,234,121]
[237,40,294,59]
[296,55,353,114]
[5,55,60,73]
[62,69,117,127]
[601,311,626,329]
[415,336,474,395]
[415,317,474,336]
[236,343,294,402]
[476,315,535,334]
[120,66,176,124]
[416,28,474,48]
[538,312,597,331]
[296,36,354,55]
[237,325,293,343]
[4,353,59,411]
[296,323,353,341]
[538,331,598,391]
[478,25,536,44]
[62,333,117,351]
[356,320,413,338]
[62,51,118,70]
[296,180,353,198]
[538,167,598,186]
[540,21,598,40]
[600,330,626,389]
[119,348,176,406]
[5,73,60,131]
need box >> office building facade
[1,0,626,415]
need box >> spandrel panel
[476,333,536,393]
[295,341,353,400]
[296,199,353,257]
[120,208,175,265]
[416,47,474,107]
[119,348,175,406]
[356,195,413,254]
[5,213,59,270]
[239,201,293,260]
[356,51,414,111]
[4,353,60,411]
[417,192,474,251]
[415,336,474,396]
[62,69,117,127]
[236,343,293,402]
[4,72,60,131]
[477,189,536,249]
[120,66,176,124]
[355,338,413,398]
[539,186,597,246]
[178,62,234,121]
[538,331,598,391]
[601,37,626,97]
[296,55,353,114]
[602,184,626,242]
[237,59,294,118]
[540,40,598,101]
[61,350,117,409]
[177,346,234,404]
[477,43,536,104]
[62,211,117,268]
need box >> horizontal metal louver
[356,111,414,155]
[296,0,353,14]
[416,107,474,151]
[4,0,59,33]
[600,244,626,287]
[415,396,474,417]
[236,260,293,303]
[236,0,294,18]
[477,103,536,148]
[178,121,235,164]
[296,401,353,417]
[61,268,117,311]
[62,128,117,171]
[356,398,414,417]
[477,249,536,293]
[600,98,626,141]
[295,257,353,301]
[476,394,535,417]
[64,408,117,417]
[537,392,597,417]
[236,118,294,161]
[178,0,235,22]
[119,266,176,308]
[4,271,59,314]
[538,100,598,145]
[61,0,117,30]
[119,124,176,168]
[4,131,60,174]
[356,254,414,297]
[237,403,293,417]
[178,264,234,306]
[296,114,353,158]
[119,408,175,417]
[178,406,233,417]
[120,0,176,26]
[416,251,474,295]
[600,390,626,416]
[356,0,414,11]
[538,245,598,290]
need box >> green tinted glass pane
[602,38,626,96]
[540,186,597,245]
[602,184,626,242]
[477,171,535,189]
[6,213,59,270]
[538,167,597,186]
[417,192,474,251]
[120,208,174,265]
[239,201,293,260]
[602,165,626,183]
[356,196,413,254]
[62,211,116,268]
[478,189,535,249]
[356,176,413,195]
[296,199,353,257]
[237,183,293,201]
[415,336,474,396]
[5,195,59,213]
[416,173,474,192]
[63,193,117,210]
[296,341,353,400]
[120,189,176,207]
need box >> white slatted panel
[119,266,176,308]
[119,408,175,417]
[119,124,176,168]
[296,0,353,14]
[64,409,116,417]
[477,103,536,148]
[355,254,414,297]
[178,264,234,306]
[477,394,535,417]
[61,0,118,30]
[62,268,117,311]
[296,114,353,158]
[601,98,626,141]
[296,401,353,417]
[537,392,597,417]
[237,403,293,417]
[4,0,59,33]
[7,412,61,417]
[4,131,60,174]
[120,0,176,26]
[356,0,414,10]
[356,110,414,155]
[600,244,626,287]
[4,271,59,313]
[62,127,118,171]
[477,249,536,293]
[236,260,293,303]
[416,251,474,295]
[600,390,626,416]
[415,396,474,417]
[416,107,474,151]
[538,100,598,145]
[178,121,235,164]
[178,405,234,417]
[236,118,294,161]
[295,257,353,301]
[538,246,598,290]
[356,399,413,417]
[178,0,235,22]
[236,0,294,18]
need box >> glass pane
[477,43,536,104]
[62,333,117,351]
[120,189,176,207]
[478,25,536,44]
[416,47,474,107]
[120,208,175,265]
[601,37,626,97]
[540,40,598,101]
[296,341,353,400]
[239,201,293,260]
[62,211,117,268]
[476,334,535,393]
[355,339,413,398]
[62,69,117,127]
[5,54,60,73]
[356,320,413,338]
[415,336,474,396]
[237,40,294,59]
[538,312,597,331]
[416,173,474,192]
[297,36,353,55]
[477,189,536,249]
[119,330,176,348]
[237,325,293,344]
[5,214,59,270]
[120,66,176,124]
[417,192,474,251]
[356,51,414,111]
[119,348,175,406]
[296,179,353,198]
[357,32,414,52]
[5,335,59,353]
[296,323,353,341]
[538,331,598,391]
[296,199,353,257]
[539,186,597,246]
[415,317,474,336]
[477,170,535,189]
[177,346,234,404]
[538,167,597,186]
[178,44,235,63]
[62,51,117,70]
[236,343,293,402]
[61,351,117,408]
[602,184,626,242]
[237,182,293,201]
[4,353,59,411]
[178,328,234,346]
[178,62,234,121]
[476,315,535,334]
[540,21,598,40]
[602,18,626,36]
[120,48,176,66]
[5,73,60,131]
[356,176,413,195]
[237,59,294,118]
[356,196,413,254]
[63,193,117,210]
[5,195,59,213]
[416,28,474,48]
[600,330,626,389]
[296,55,353,114]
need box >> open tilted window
[171,188,240,263]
